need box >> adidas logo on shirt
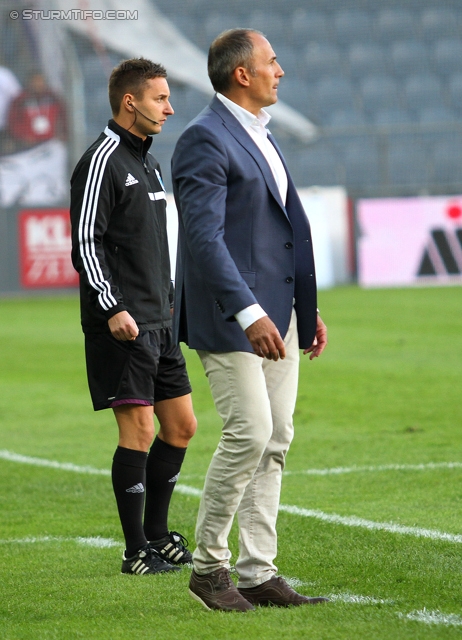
[126,483,145,493]
[125,173,139,186]
[168,473,180,483]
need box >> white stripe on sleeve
[78,134,119,311]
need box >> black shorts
[84,327,192,411]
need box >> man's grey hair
[207,28,263,94]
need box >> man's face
[130,77,174,137]
[246,33,284,111]
[30,74,47,95]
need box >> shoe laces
[217,568,234,589]
[140,545,167,567]
[169,531,189,550]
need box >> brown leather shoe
[189,568,255,612]
[238,576,330,607]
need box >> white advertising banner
[167,186,351,289]
[297,186,350,290]
[358,196,462,287]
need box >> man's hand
[108,311,139,341]
[303,314,327,360]
[245,316,286,361]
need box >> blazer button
[285,276,294,283]
[285,242,293,249]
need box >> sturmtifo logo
[125,172,139,186]
[168,473,180,483]
[126,483,144,493]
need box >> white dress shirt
[216,93,289,331]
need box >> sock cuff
[113,446,148,469]
[149,436,186,464]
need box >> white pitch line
[329,593,392,605]
[4,450,459,481]
[283,461,462,476]
[164,462,462,481]
[398,609,462,627]
[282,577,392,605]
[0,450,110,476]
[0,535,120,548]
[0,533,391,609]
[3,537,462,630]
[3,450,462,544]
[278,504,462,544]
[175,484,203,498]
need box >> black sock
[143,436,187,541]
[112,446,148,557]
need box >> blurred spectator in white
[0,64,22,154]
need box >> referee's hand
[108,311,139,341]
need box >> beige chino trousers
[194,309,300,588]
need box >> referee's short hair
[108,58,167,115]
[208,28,263,94]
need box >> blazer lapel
[268,132,312,231]
[210,97,288,215]
[267,132,297,201]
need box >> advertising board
[18,209,78,289]
[358,196,462,287]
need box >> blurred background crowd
[0,0,461,293]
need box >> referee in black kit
[70,58,197,575]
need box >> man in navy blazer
[172,29,328,611]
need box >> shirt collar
[107,118,152,158]
[216,93,271,130]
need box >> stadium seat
[433,38,462,75]
[404,74,445,113]
[348,43,388,79]
[328,109,367,127]
[276,78,312,117]
[204,15,242,45]
[432,140,462,184]
[373,108,412,125]
[294,145,340,187]
[375,8,417,42]
[448,73,462,113]
[274,45,299,76]
[289,9,331,46]
[164,115,190,134]
[333,9,373,44]
[81,56,108,85]
[420,8,460,41]
[85,87,111,136]
[387,141,431,187]
[167,15,200,45]
[167,84,187,106]
[182,87,210,120]
[391,41,430,77]
[418,106,457,124]
[343,141,380,187]
[360,75,401,114]
[303,43,344,80]
[314,77,356,119]
[248,10,287,44]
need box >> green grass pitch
[0,285,461,639]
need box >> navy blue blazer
[171,96,318,353]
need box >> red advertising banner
[18,209,79,289]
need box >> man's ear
[233,66,251,88]
[122,93,136,112]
